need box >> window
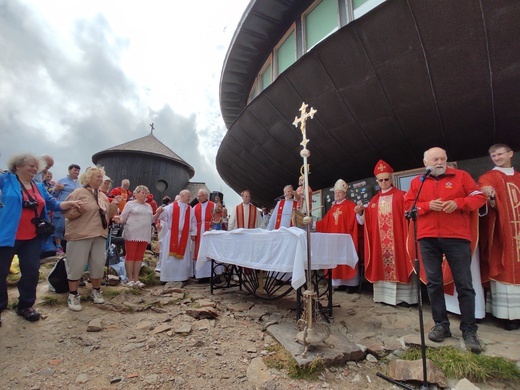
[303,0,339,52]
[275,27,296,77]
[353,0,387,19]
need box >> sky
[0,0,250,208]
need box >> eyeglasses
[377,178,391,183]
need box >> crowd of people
[1,144,518,357]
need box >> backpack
[48,257,69,293]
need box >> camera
[23,200,38,210]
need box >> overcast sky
[0,0,249,208]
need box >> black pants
[420,238,477,332]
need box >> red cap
[373,160,394,176]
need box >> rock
[135,320,153,330]
[152,323,172,335]
[455,378,480,390]
[87,318,103,332]
[389,359,448,388]
[228,302,254,312]
[185,307,219,320]
[75,373,89,383]
[145,374,158,384]
[194,299,215,308]
[366,354,378,362]
[121,342,146,352]
[163,282,184,293]
[246,357,273,387]
[38,369,55,377]
[110,377,122,384]
[175,323,192,334]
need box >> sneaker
[67,294,82,311]
[463,330,482,354]
[428,324,452,342]
[124,280,135,287]
[90,289,105,304]
[135,281,145,288]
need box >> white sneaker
[90,289,105,304]
[136,281,145,288]
[67,294,82,312]
[124,280,135,287]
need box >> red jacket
[404,167,486,241]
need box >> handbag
[48,257,69,293]
[19,178,56,237]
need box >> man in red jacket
[404,147,486,353]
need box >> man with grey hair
[404,147,486,353]
[192,188,215,282]
[34,155,54,183]
[154,189,196,283]
[267,185,296,230]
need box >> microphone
[420,167,433,181]
[274,195,284,201]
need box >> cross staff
[293,102,317,148]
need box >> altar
[196,227,358,316]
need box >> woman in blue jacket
[0,153,82,326]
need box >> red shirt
[16,185,44,240]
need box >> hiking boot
[90,289,105,304]
[463,330,482,354]
[428,324,452,342]
[67,294,82,311]
[16,306,41,322]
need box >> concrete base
[267,322,365,367]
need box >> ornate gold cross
[333,208,342,225]
[293,102,317,148]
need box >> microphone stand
[377,175,430,390]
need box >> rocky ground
[1,255,519,390]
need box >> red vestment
[364,187,413,283]
[316,199,359,280]
[235,204,258,228]
[479,170,520,285]
[169,202,191,258]
[193,200,215,260]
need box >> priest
[360,160,416,305]
[316,179,360,292]
[479,143,520,330]
[267,185,296,230]
[154,189,196,282]
[228,190,261,230]
[193,189,215,282]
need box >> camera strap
[17,175,42,220]
[84,186,108,229]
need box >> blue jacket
[0,172,62,247]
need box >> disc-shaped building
[217,0,520,209]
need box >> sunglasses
[377,178,391,183]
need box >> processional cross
[293,102,317,148]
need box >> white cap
[103,175,112,182]
[333,179,348,192]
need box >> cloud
[0,0,244,208]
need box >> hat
[373,160,394,177]
[334,179,348,192]
[103,175,112,182]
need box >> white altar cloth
[196,227,358,289]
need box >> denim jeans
[0,237,42,311]
[419,238,477,332]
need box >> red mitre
[373,159,394,176]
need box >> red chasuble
[235,204,257,228]
[169,202,191,259]
[479,170,520,285]
[364,187,413,283]
[193,201,215,260]
[316,199,359,280]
